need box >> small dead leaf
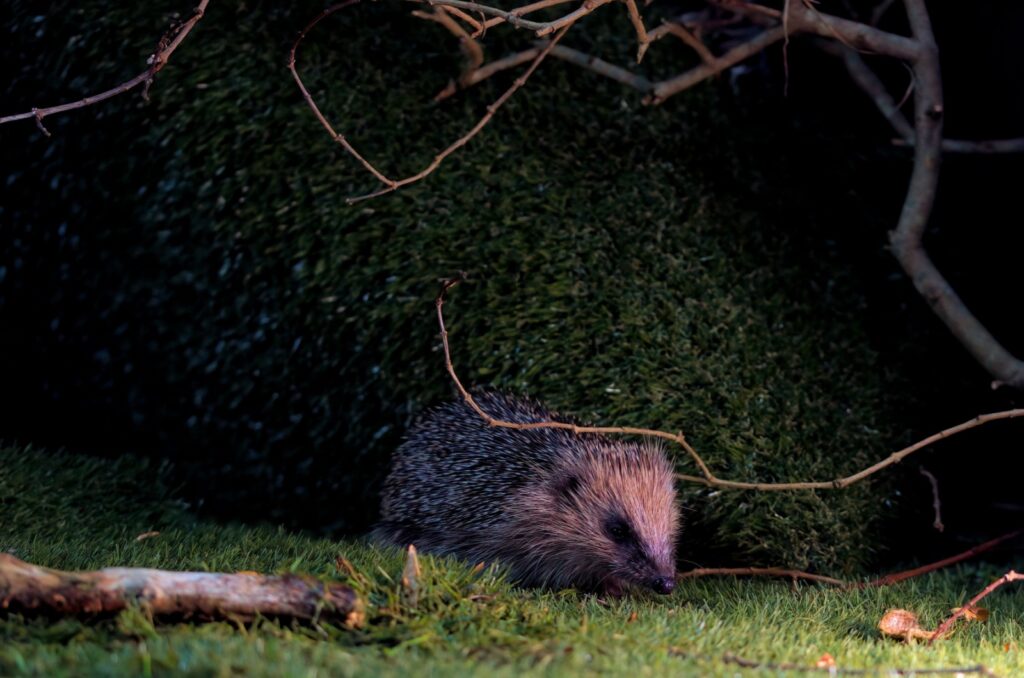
[236,570,260,576]
[135,531,160,542]
[627,611,638,623]
[467,594,495,603]
[471,561,486,575]
[815,653,836,668]
[401,544,421,607]
[951,605,989,622]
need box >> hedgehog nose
[651,576,675,595]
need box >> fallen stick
[0,554,363,627]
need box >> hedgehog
[373,392,680,596]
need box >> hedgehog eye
[605,518,633,544]
[553,473,581,505]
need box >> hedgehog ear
[552,473,582,506]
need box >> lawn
[2,446,1020,676]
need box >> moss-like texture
[2,1,904,570]
[2,446,1022,677]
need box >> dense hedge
[1,0,903,571]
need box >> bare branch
[542,43,654,92]
[649,21,719,66]
[897,136,1024,154]
[647,25,788,105]
[622,0,651,63]
[0,0,210,131]
[819,42,1024,155]
[535,0,617,37]
[0,554,363,626]
[930,570,1024,645]
[785,1,919,60]
[413,4,486,99]
[434,48,544,101]
[478,0,578,31]
[818,41,915,141]
[888,0,1024,389]
[425,0,551,31]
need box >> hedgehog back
[374,392,583,553]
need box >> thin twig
[411,6,485,73]
[0,0,210,131]
[919,467,944,532]
[540,43,655,91]
[289,1,396,187]
[478,0,578,31]
[715,652,1000,676]
[676,530,1022,589]
[425,0,551,31]
[621,0,651,63]
[412,4,486,98]
[535,0,617,37]
[860,530,1022,588]
[929,570,1024,645]
[647,25,789,104]
[290,2,573,203]
[346,24,572,203]
[819,42,1024,155]
[649,21,719,66]
[678,567,847,586]
[896,136,1024,154]
[435,274,1024,491]
[433,49,543,101]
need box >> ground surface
[2,446,1021,677]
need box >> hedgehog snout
[650,576,676,595]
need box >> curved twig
[0,0,210,134]
[435,274,1024,491]
[290,1,572,203]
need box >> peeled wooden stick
[0,554,363,627]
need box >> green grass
[2,446,1021,676]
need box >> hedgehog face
[548,441,679,596]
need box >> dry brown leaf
[951,605,990,622]
[134,531,160,542]
[627,610,638,623]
